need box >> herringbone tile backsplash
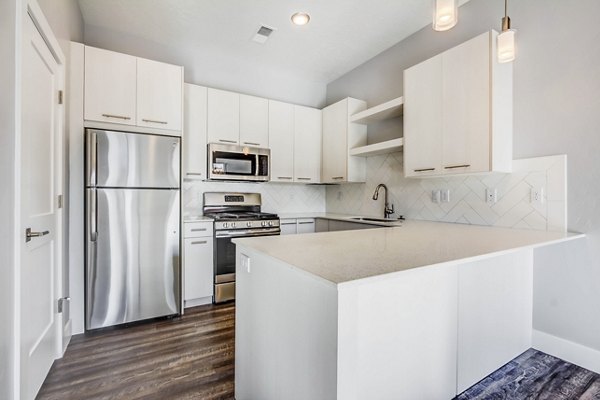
[183,154,566,232]
[183,181,327,217]
[326,153,567,232]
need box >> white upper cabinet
[84,46,183,134]
[84,46,137,125]
[403,30,512,178]
[294,105,322,183]
[207,88,240,145]
[322,98,367,183]
[137,58,183,131]
[403,54,443,177]
[269,100,295,182]
[240,94,269,148]
[183,84,208,179]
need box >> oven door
[214,228,280,302]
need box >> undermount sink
[349,217,400,224]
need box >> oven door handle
[215,228,280,238]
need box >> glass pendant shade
[433,0,458,31]
[497,29,516,63]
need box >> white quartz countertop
[233,220,584,285]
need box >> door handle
[25,228,49,243]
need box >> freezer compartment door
[86,188,180,330]
[86,129,180,188]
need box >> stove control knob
[261,221,266,227]
[231,222,236,228]
[223,222,228,229]
[247,222,252,228]
[268,221,273,227]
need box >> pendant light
[433,0,458,31]
[497,0,516,63]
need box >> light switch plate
[441,189,450,203]
[486,188,498,205]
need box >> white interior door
[20,11,63,400]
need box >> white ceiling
[78,0,470,85]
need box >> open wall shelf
[349,96,404,124]
[350,138,404,157]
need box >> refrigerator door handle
[89,189,97,242]
[86,130,97,187]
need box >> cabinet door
[442,32,490,174]
[184,237,214,302]
[294,106,322,183]
[136,58,183,132]
[403,54,443,177]
[268,100,295,182]
[183,84,207,179]
[296,219,315,234]
[240,94,269,148]
[457,251,533,393]
[280,219,298,235]
[84,46,136,125]
[207,88,240,144]
[322,99,348,183]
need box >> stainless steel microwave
[208,143,270,182]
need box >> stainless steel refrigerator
[85,128,181,330]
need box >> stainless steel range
[203,192,280,303]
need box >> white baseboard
[533,329,600,374]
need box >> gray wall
[83,24,327,108]
[326,0,600,351]
[0,1,18,398]
[37,0,83,56]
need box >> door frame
[13,1,66,399]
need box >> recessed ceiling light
[291,12,310,26]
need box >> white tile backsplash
[326,153,567,232]
[183,180,326,217]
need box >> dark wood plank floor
[37,303,235,400]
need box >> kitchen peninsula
[233,221,583,400]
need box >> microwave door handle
[255,154,259,177]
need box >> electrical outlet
[486,188,498,205]
[441,189,450,203]
[531,187,544,206]
[432,190,441,204]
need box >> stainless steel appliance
[203,192,280,303]
[85,129,181,330]
[207,143,270,182]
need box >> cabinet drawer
[184,221,213,238]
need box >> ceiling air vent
[252,25,276,44]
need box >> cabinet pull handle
[297,177,312,181]
[191,240,207,245]
[191,228,207,232]
[102,113,131,120]
[186,173,203,176]
[142,118,168,125]
[413,168,435,172]
[298,222,314,225]
[243,142,260,146]
[444,164,470,169]
[332,176,344,180]
[277,176,293,180]
[219,139,238,144]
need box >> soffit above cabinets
[78,0,471,86]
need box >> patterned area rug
[457,348,600,400]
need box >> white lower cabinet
[296,218,315,234]
[280,218,316,235]
[183,221,214,307]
